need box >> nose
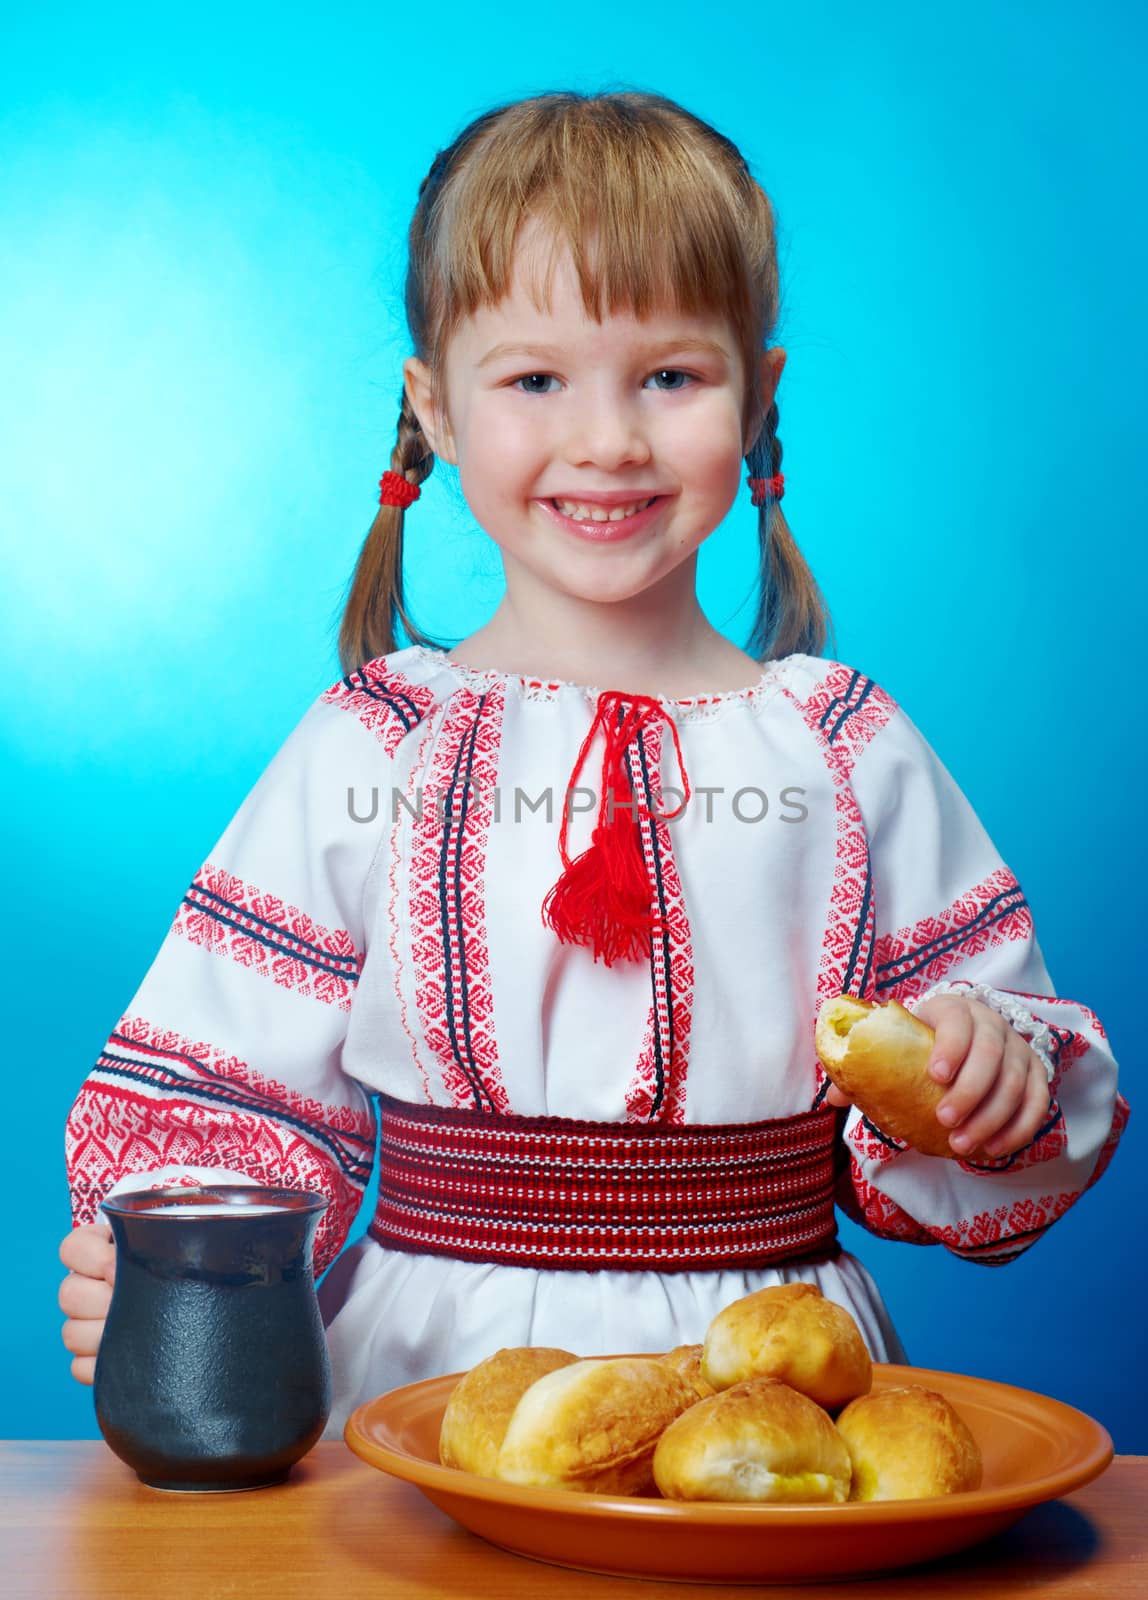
[561,388,653,472]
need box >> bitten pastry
[439,1346,579,1475]
[835,1385,983,1501]
[701,1283,872,1411]
[659,1343,717,1400]
[494,1356,696,1495]
[654,1376,852,1503]
[815,994,956,1158]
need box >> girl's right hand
[59,1222,116,1384]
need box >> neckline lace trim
[409,645,793,722]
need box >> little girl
[59,89,1128,1436]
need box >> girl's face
[405,217,784,616]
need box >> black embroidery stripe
[841,852,874,997]
[179,899,359,982]
[955,1104,1065,1173]
[345,671,421,728]
[826,676,875,744]
[438,696,495,1113]
[1045,1026,1073,1066]
[860,1114,906,1152]
[631,727,672,1120]
[874,892,1028,990]
[818,669,860,733]
[875,886,1025,974]
[96,1051,374,1183]
[817,669,876,744]
[949,1219,1054,1254]
[184,883,360,972]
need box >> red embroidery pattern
[799,663,896,783]
[408,686,510,1113]
[1036,1017,1093,1094]
[852,1116,910,1164]
[1085,1092,1132,1193]
[623,717,695,1124]
[108,1014,375,1136]
[174,863,362,1011]
[872,867,1032,1004]
[955,1101,1069,1175]
[838,1159,935,1245]
[387,720,441,1101]
[847,1092,1130,1265]
[321,659,437,756]
[820,784,877,1005]
[928,1190,1079,1263]
[783,667,889,1104]
[66,1015,376,1273]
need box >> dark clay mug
[94,1186,332,1492]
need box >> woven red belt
[368,1093,841,1273]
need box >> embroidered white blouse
[65,644,1128,1437]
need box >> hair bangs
[424,94,762,378]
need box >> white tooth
[555,498,650,521]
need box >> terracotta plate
[344,1360,1113,1584]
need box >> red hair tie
[747,473,785,506]
[379,470,421,509]
[541,691,691,967]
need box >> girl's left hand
[823,995,1050,1158]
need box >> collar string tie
[541,691,691,967]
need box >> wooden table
[4,1443,1145,1597]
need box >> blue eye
[645,369,694,391]
[512,374,559,394]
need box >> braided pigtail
[745,401,835,662]
[336,386,439,676]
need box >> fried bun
[494,1356,696,1495]
[815,995,955,1158]
[654,1376,852,1503]
[701,1283,872,1412]
[835,1385,983,1500]
[438,1346,579,1475]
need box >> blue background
[3,2,1144,1449]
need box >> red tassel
[541,811,659,966]
[541,690,691,966]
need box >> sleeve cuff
[906,980,1058,1083]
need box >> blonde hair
[337,89,835,675]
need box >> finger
[59,1240,115,1285]
[982,1061,1052,1158]
[71,1355,97,1386]
[822,1083,852,1108]
[946,1042,1033,1154]
[61,1317,105,1358]
[926,1007,975,1084]
[60,1224,115,1278]
[935,1018,1009,1128]
[59,1272,114,1320]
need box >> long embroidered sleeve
[802,668,1130,1265]
[64,689,394,1273]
